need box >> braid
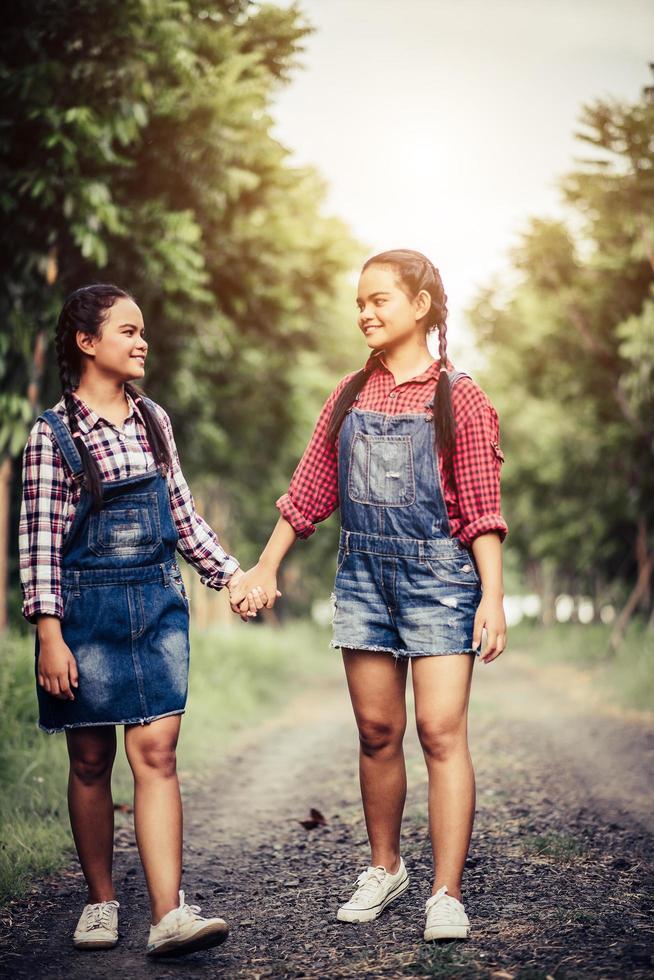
[361,250,458,478]
[55,304,104,508]
[124,382,172,475]
[327,359,377,445]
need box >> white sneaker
[73,900,119,950]
[424,886,470,940]
[146,890,229,957]
[337,858,409,923]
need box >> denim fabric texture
[332,371,482,658]
[35,405,190,733]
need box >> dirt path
[1,650,653,979]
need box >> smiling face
[76,297,148,382]
[356,263,432,353]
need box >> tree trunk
[610,519,654,651]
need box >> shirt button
[388,392,396,398]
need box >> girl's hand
[228,563,282,620]
[37,624,79,700]
[472,593,507,664]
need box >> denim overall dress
[332,371,482,658]
[35,402,190,733]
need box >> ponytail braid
[355,250,458,480]
[426,258,456,472]
[327,354,382,444]
[54,284,171,510]
[55,295,107,509]
[124,382,172,476]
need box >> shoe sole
[337,873,409,923]
[147,922,229,958]
[73,938,118,950]
[424,924,470,941]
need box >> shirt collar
[69,390,145,433]
[363,352,444,385]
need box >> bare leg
[66,726,117,903]
[411,654,476,901]
[124,715,183,924]
[342,650,409,873]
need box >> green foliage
[1,0,363,620]
[467,84,654,604]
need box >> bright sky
[272,0,654,361]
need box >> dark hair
[327,249,456,473]
[55,284,172,509]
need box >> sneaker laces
[425,886,464,922]
[169,890,203,927]
[84,901,117,932]
[350,866,388,903]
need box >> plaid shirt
[19,392,239,623]
[276,357,508,548]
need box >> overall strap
[39,410,84,478]
[424,370,471,410]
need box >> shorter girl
[231,249,508,942]
[19,285,242,957]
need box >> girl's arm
[156,407,241,589]
[450,383,508,662]
[228,516,297,615]
[19,423,79,699]
[471,532,506,664]
[228,377,351,615]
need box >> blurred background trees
[468,85,654,641]
[1,0,652,643]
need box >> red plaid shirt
[276,357,507,548]
[19,392,239,623]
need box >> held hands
[228,564,282,622]
[472,593,507,664]
[37,630,79,700]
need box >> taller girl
[20,285,241,957]
[230,250,508,941]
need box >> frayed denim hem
[38,708,186,735]
[331,640,479,659]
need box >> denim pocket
[170,570,189,608]
[335,547,349,575]
[88,493,161,557]
[348,433,416,506]
[426,555,480,588]
[62,588,77,620]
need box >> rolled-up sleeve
[452,399,508,548]
[158,409,240,589]
[275,376,355,538]
[19,422,70,623]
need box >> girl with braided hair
[19,284,245,957]
[230,250,508,941]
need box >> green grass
[0,621,337,905]
[521,831,588,863]
[509,619,653,713]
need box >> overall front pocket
[348,433,416,506]
[88,493,161,557]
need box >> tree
[0,0,361,628]
[467,78,654,639]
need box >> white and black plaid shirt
[19,391,239,622]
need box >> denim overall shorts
[35,403,190,733]
[332,371,482,658]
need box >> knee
[358,717,405,757]
[69,749,115,786]
[416,718,466,763]
[129,740,177,779]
